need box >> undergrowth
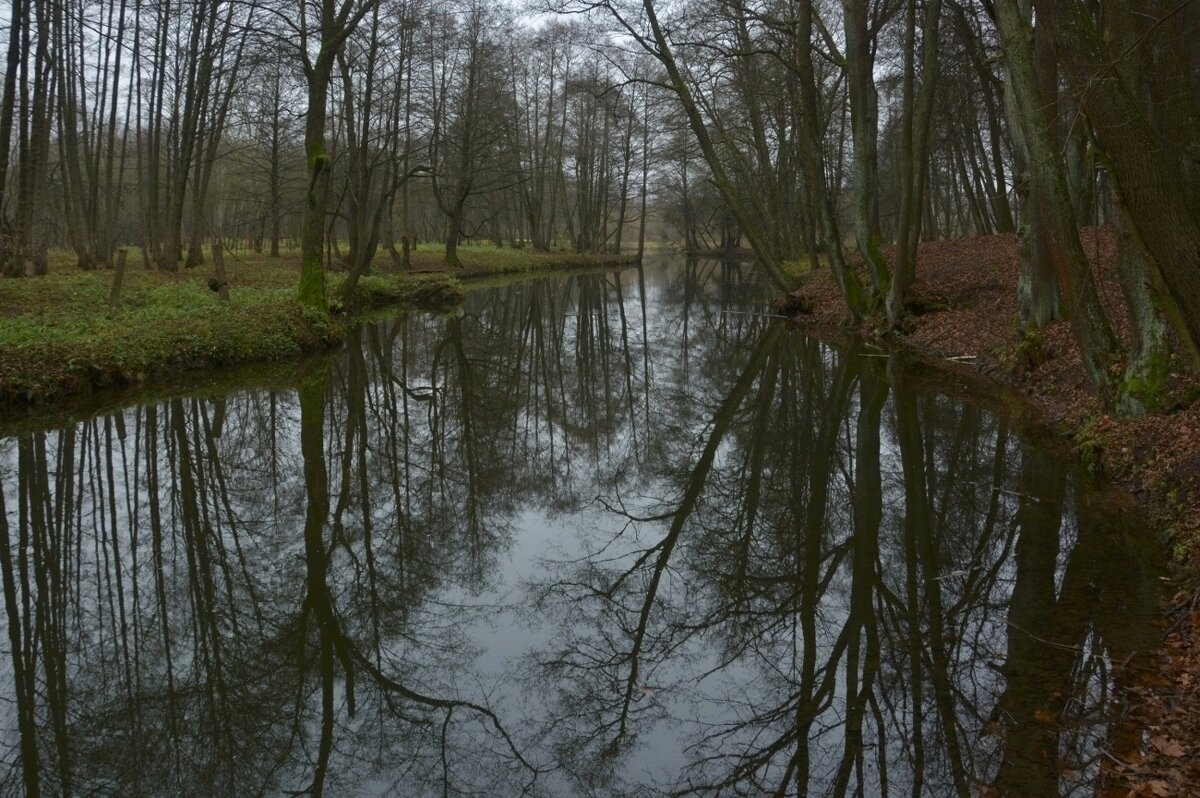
[0,254,465,404]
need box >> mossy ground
[0,243,626,405]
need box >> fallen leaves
[1034,708,1058,724]
[1127,779,1171,797]
[1150,736,1187,758]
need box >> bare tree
[296,0,382,308]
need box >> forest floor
[0,243,632,408]
[779,227,1200,796]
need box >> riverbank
[684,246,758,260]
[0,245,634,408]
[778,227,1200,794]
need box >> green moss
[333,272,463,313]
[307,145,328,173]
[0,245,612,406]
[1171,536,1195,562]
[779,255,827,282]
[1117,347,1172,415]
[994,325,1050,376]
[297,248,327,310]
[1015,327,1048,371]
[862,234,891,303]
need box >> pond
[0,258,1165,796]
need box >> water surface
[0,258,1164,796]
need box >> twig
[719,310,791,319]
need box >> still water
[0,258,1164,796]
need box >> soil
[777,228,1200,796]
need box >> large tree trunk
[158,3,212,272]
[299,59,335,308]
[1114,207,1171,414]
[1034,0,1200,365]
[1000,16,1058,328]
[887,0,942,330]
[12,0,53,277]
[992,0,1121,397]
[0,0,28,271]
[842,0,889,303]
[793,0,866,318]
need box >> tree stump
[211,240,230,301]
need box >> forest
[1,0,1198,409]
[1,0,1200,794]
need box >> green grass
[780,253,829,283]
[405,242,637,276]
[196,241,634,277]
[0,249,454,404]
[0,276,341,402]
[0,243,635,405]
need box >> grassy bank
[408,244,638,278]
[0,244,630,406]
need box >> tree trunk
[794,0,866,318]
[842,0,890,302]
[1113,209,1170,414]
[1034,0,1200,365]
[887,0,942,330]
[300,57,335,309]
[993,0,1121,397]
[0,0,27,271]
[636,88,650,260]
[636,0,793,292]
[17,0,53,276]
[1001,26,1059,329]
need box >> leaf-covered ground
[781,228,1200,796]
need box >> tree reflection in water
[521,268,1161,797]
[0,259,1164,796]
